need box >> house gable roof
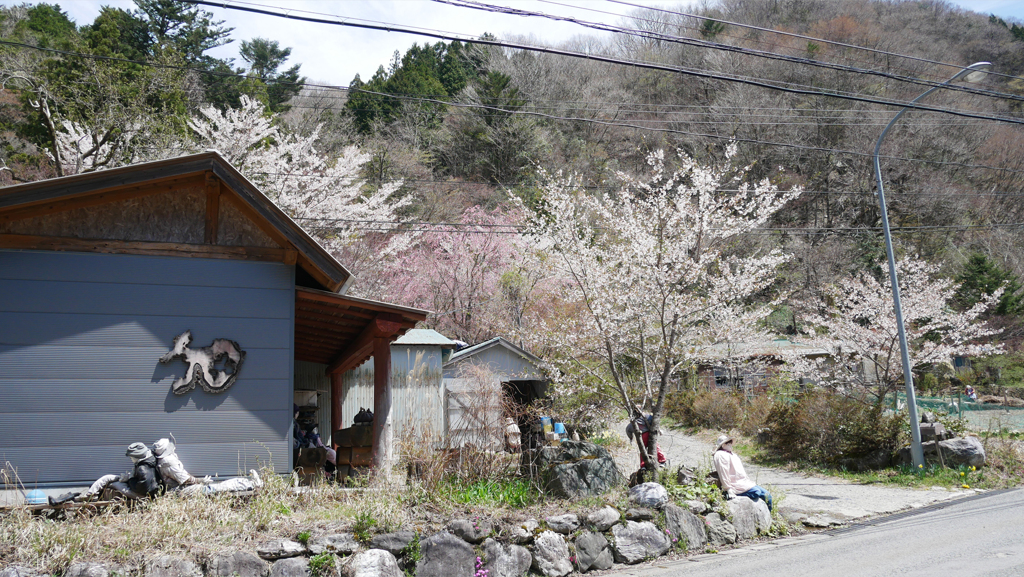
[0,151,352,292]
[446,336,543,367]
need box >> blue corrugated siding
[0,250,294,485]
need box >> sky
[9,0,1024,87]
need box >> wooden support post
[372,335,392,475]
[331,372,344,450]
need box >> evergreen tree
[239,38,304,113]
[954,254,1024,317]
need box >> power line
[607,0,1024,84]
[435,0,1024,104]
[350,86,1024,174]
[183,0,1024,126]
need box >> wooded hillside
[2,0,1023,391]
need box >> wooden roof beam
[326,314,404,375]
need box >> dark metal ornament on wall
[159,330,246,395]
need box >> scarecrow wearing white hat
[712,435,772,511]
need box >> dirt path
[610,422,978,527]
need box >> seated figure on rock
[713,435,772,511]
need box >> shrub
[690,390,742,430]
[664,388,742,430]
[763,390,903,466]
[738,394,774,437]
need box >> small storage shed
[442,337,548,447]
[295,329,456,446]
[0,152,426,489]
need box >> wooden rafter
[326,315,404,375]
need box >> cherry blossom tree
[799,256,1003,402]
[188,95,410,256]
[377,206,549,343]
[524,144,802,470]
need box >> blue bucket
[553,422,567,435]
[25,489,47,505]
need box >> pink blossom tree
[799,256,1003,402]
[379,206,548,343]
[524,144,802,470]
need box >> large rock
[258,540,306,560]
[705,513,737,546]
[530,531,572,577]
[370,532,417,556]
[627,483,669,509]
[574,532,613,572]
[728,497,763,540]
[207,551,269,577]
[447,518,493,544]
[309,533,361,555]
[663,504,707,551]
[939,437,987,468]
[341,550,402,577]
[0,568,42,577]
[533,441,625,499]
[586,507,620,532]
[610,521,671,564]
[416,532,475,577]
[145,556,202,577]
[270,558,310,577]
[482,538,532,577]
[684,500,707,515]
[66,563,127,577]
[545,514,580,534]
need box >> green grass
[436,478,539,508]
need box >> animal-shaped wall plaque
[159,330,246,395]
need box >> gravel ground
[609,422,978,527]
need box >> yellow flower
[960,472,965,476]
[962,484,970,489]
[919,464,923,469]
[971,466,976,471]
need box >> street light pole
[873,62,991,469]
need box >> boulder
[627,483,668,509]
[145,556,202,577]
[447,518,493,544]
[532,441,625,499]
[482,538,532,577]
[0,568,42,577]
[508,523,533,544]
[370,532,417,556]
[66,563,127,577]
[896,437,987,468]
[545,514,580,534]
[624,508,654,521]
[530,531,572,577]
[663,504,706,551]
[258,540,306,560]
[705,513,737,546]
[921,412,938,424]
[684,500,707,515]
[609,521,671,564]
[727,498,763,540]
[675,466,695,485]
[270,558,310,577]
[341,550,402,577]
[416,532,475,577]
[309,533,360,555]
[573,532,613,572]
[939,437,986,468]
[206,551,269,577]
[586,506,620,532]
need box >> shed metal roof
[393,329,456,346]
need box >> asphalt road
[603,489,1024,577]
